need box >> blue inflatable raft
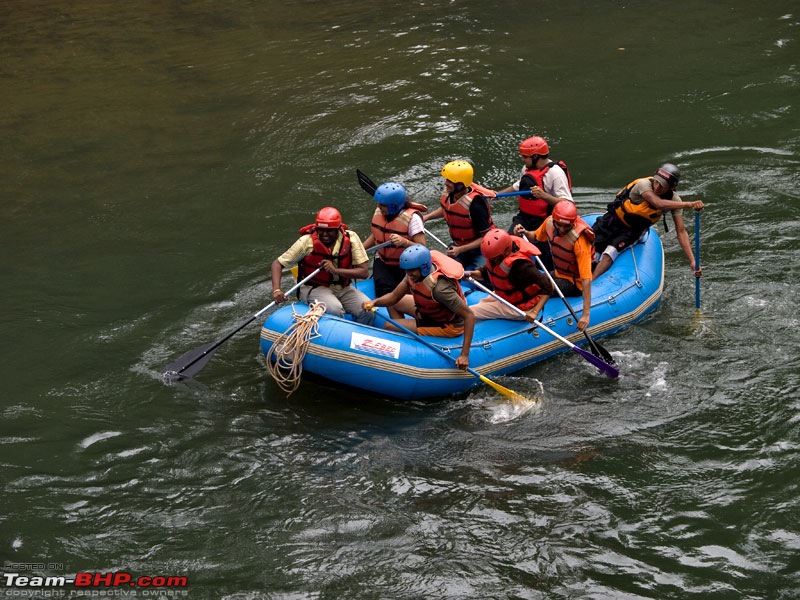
[260,215,664,401]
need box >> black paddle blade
[356,169,377,196]
[586,336,616,365]
[161,341,220,382]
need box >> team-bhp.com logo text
[3,571,188,596]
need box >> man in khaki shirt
[271,207,375,325]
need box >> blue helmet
[399,244,432,277]
[374,182,407,215]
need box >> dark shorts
[593,213,645,255]
[453,246,485,270]
[372,256,406,297]
[553,276,581,297]
[507,212,553,270]
[507,211,545,234]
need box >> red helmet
[552,201,577,225]
[519,136,549,157]
[315,206,342,229]
[480,228,513,261]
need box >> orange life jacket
[486,237,544,310]
[296,224,354,287]
[410,251,466,325]
[611,177,673,228]
[471,182,497,199]
[439,188,493,245]
[518,160,572,217]
[544,216,595,283]
[370,203,426,266]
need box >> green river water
[2,1,798,598]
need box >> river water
[2,1,799,598]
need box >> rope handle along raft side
[265,300,327,396]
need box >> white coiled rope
[265,300,326,396]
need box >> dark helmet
[655,163,681,188]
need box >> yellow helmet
[441,160,473,186]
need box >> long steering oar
[464,276,619,378]
[533,255,616,366]
[371,310,531,406]
[694,210,701,312]
[161,267,324,381]
[162,241,393,381]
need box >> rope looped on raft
[265,300,326,396]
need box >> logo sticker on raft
[350,332,401,359]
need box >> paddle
[356,168,378,196]
[371,310,531,406]
[161,268,323,381]
[162,240,393,381]
[356,168,531,200]
[492,190,533,198]
[694,210,701,311]
[464,275,619,378]
[533,255,616,365]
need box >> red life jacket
[439,188,493,245]
[544,216,595,283]
[296,224,354,287]
[370,203,426,266]
[518,160,572,217]
[486,237,545,310]
[410,251,466,325]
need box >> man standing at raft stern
[592,163,704,280]
[362,181,428,297]
[363,244,475,371]
[422,160,494,270]
[271,206,375,325]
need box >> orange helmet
[315,206,342,229]
[519,136,549,157]
[480,228,513,261]
[552,201,577,225]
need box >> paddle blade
[573,345,619,378]
[356,169,378,196]
[478,374,531,405]
[162,341,220,381]
[586,337,616,365]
